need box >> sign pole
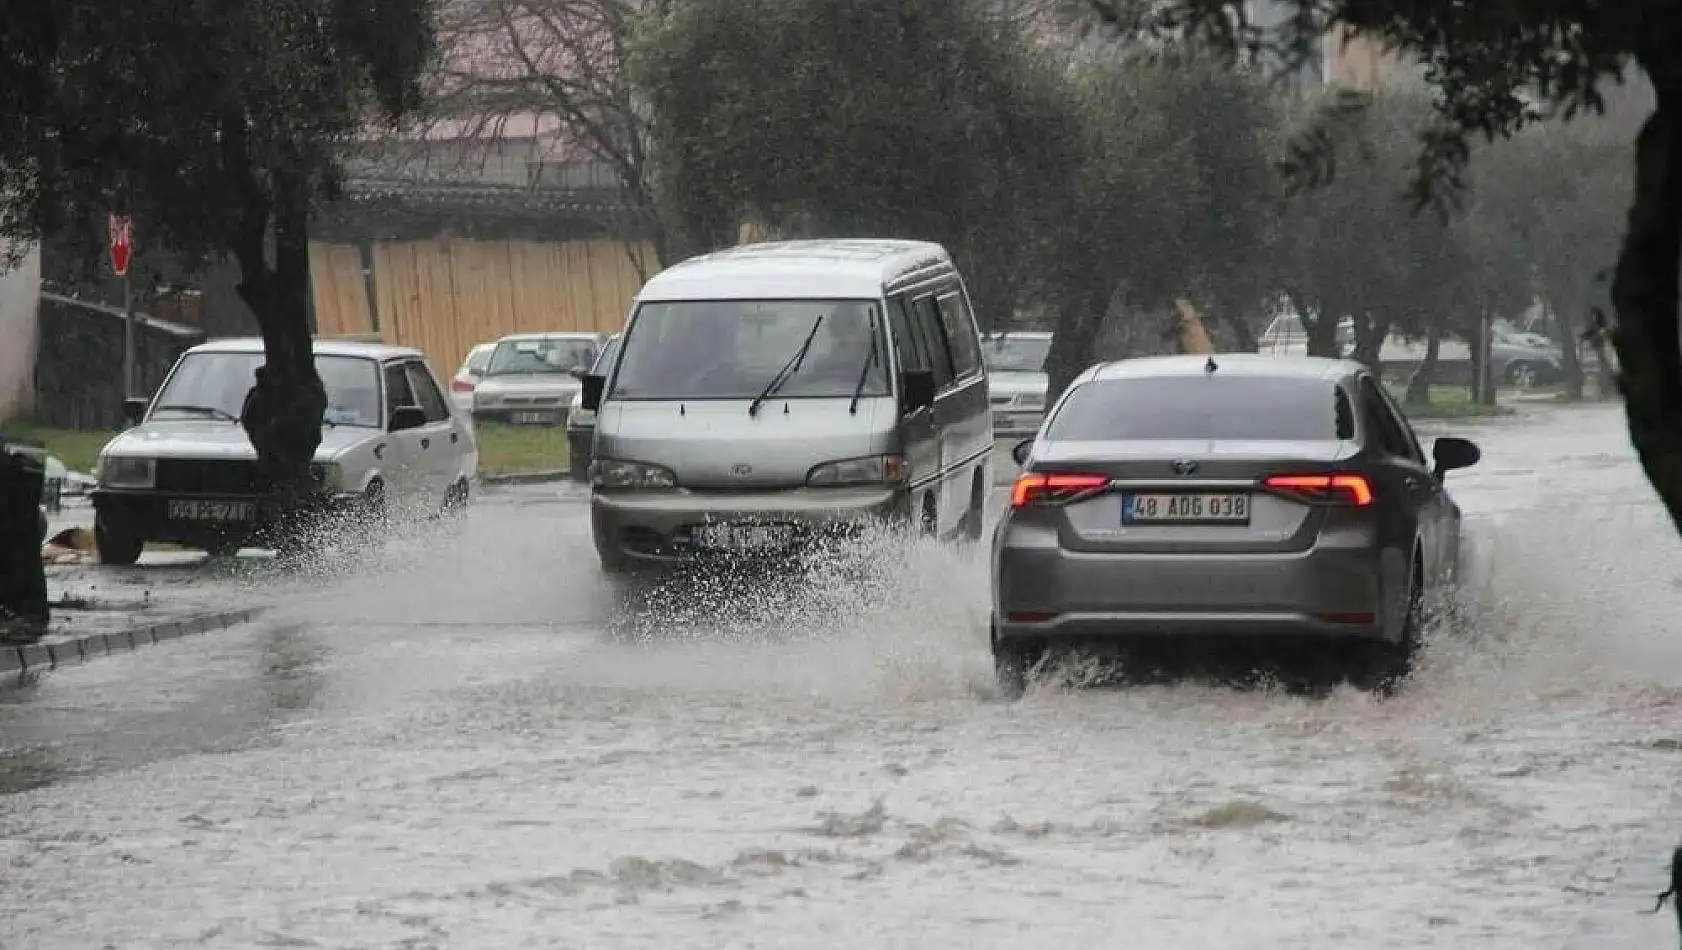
[122,268,135,399]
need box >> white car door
[404,359,466,499]
[380,360,428,511]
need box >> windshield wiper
[154,404,239,422]
[749,314,824,417]
[848,309,880,415]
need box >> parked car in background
[91,339,478,563]
[449,342,496,417]
[1257,313,1564,388]
[581,238,993,573]
[991,353,1480,699]
[981,330,1051,438]
[566,333,621,482]
[472,332,603,427]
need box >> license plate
[1122,493,1251,525]
[167,499,257,522]
[692,523,794,552]
[510,411,558,425]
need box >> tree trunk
[1543,296,1586,400]
[1404,327,1441,406]
[0,448,48,642]
[1304,309,1340,358]
[1351,313,1391,377]
[1045,283,1113,405]
[235,167,326,530]
[1609,53,1682,539]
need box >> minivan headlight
[589,459,677,489]
[807,454,906,487]
[98,456,155,489]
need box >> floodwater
[3,403,1681,949]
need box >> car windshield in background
[608,299,889,401]
[591,337,621,374]
[150,353,383,428]
[983,336,1051,373]
[1044,374,1350,442]
[486,339,598,376]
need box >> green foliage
[628,0,1083,326]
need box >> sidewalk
[4,498,274,676]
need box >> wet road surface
[4,403,1682,949]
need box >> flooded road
[4,403,1681,949]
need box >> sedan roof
[1084,353,1360,385]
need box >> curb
[478,470,575,486]
[0,606,271,680]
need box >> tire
[95,511,144,566]
[919,493,938,538]
[440,479,470,517]
[991,619,1041,701]
[1351,572,1423,695]
[960,474,986,543]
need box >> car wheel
[94,511,144,566]
[961,473,986,543]
[1352,573,1423,695]
[205,536,242,558]
[991,619,1041,701]
[440,479,470,517]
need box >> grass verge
[0,422,113,474]
[475,423,571,477]
[1385,385,1511,421]
[2,421,573,479]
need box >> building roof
[187,338,425,361]
[639,240,954,302]
[1084,353,1358,384]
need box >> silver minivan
[579,239,993,572]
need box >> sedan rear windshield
[1044,374,1353,442]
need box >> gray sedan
[991,354,1481,698]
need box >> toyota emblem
[1171,459,1198,476]
[731,463,753,476]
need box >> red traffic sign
[108,214,133,277]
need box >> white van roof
[638,239,953,302]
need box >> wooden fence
[310,238,655,374]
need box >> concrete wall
[0,243,42,421]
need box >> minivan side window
[908,295,956,389]
[886,297,926,373]
[934,292,982,380]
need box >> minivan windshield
[608,299,889,401]
[485,338,599,376]
[150,352,383,428]
[983,335,1051,373]
[1044,374,1351,442]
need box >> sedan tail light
[1261,473,1374,507]
[1011,472,1110,508]
[450,378,476,393]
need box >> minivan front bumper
[591,484,912,566]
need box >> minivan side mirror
[1011,438,1034,466]
[899,369,936,415]
[580,373,606,412]
[388,405,427,432]
[121,397,148,426]
[1432,436,1481,478]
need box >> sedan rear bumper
[993,544,1388,643]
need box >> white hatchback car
[449,342,496,417]
[91,338,479,563]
